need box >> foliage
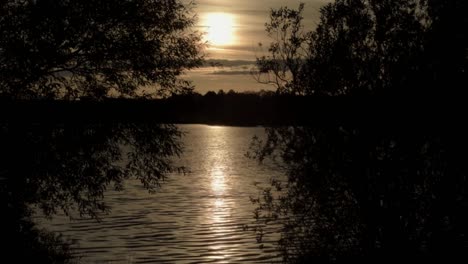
[253,3,309,94]
[250,124,468,262]
[254,0,467,96]
[1,122,183,218]
[2,211,77,264]
[251,0,468,262]
[0,0,204,99]
[0,1,203,261]
[0,122,184,262]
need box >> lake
[37,124,284,263]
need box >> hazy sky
[184,0,332,94]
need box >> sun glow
[204,13,236,46]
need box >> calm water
[38,125,284,263]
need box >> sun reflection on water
[209,166,230,226]
[203,126,237,261]
[211,167,226,196]
[214,198,224,208]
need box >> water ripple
[38,125,283,263]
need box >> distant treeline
[1,90,465,127]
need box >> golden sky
[195,0,331,60]
[186,0,332,93]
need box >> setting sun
[204,13,236,46]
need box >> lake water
[38,124,284,263]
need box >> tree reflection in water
[0,122,182,263]
[250,123,468,263]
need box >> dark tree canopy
[0,1,203,261]
[0,0,204,99]
[251,123,468,263]
[251,1,468,262]
[1,121,183,262]
[255,0,468,96]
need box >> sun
[204,13,236,46]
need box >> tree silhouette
[251,1,468,262]
[307,0,433,96]
[255,0,467,96]
[253,3,309,95]
[250,123,468,263]
[0,1,203,262]
[0,0,204,99]
[1,121,183,262]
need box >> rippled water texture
[38,125,283,263]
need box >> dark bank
[1,92,466,126]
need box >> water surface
[39,124,283,263]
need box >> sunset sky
[185,0,332,94]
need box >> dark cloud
[203,59,254,67]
